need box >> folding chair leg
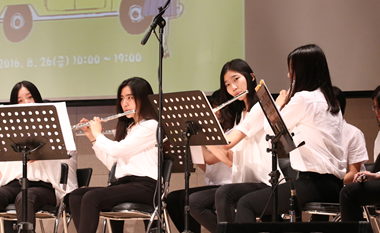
[163,208,171,233]
[372,218,380,233]
[0,218,4,233]
[146,206,158,233]
[106,218,113,233]
[39,219,46,233]
[62,210,68,233]
[364,206,378,233]
[331,214,341,222]
[102,219,107,233]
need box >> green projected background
[0,0,245,102]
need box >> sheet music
[2,102,76,151]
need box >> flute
[71,110,135,131]
[212,90,248,113]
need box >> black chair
[63,167,93,230]
[303,162,377,223]
[100,160,173,233]
[76,167,93,188]
[278,158,298,180]
[0,163,69,233]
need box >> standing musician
[235,44,346,223]
[0,81,75,232]
[69,77,158,233]
[188,59,283,233]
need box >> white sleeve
[93,120,157,169]
[279,93,306,131]
[347,129,369,165]
[235,103,265,138]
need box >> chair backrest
[60,163,69,190]
[278,158,299,180]
[370,153,380,173]
[76,168,93,188]
[108,164,117,185]
[162,159,173,183]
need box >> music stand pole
[182,122,197,233]
[265,134,282,222]
[12,144,45,233]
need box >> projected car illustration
[0,0,182,56]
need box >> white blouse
[93,119,158,180]
[233,103,283,185]
[374,131,380,161]
[342,120,368,172]
[280,89,346,179]
[0,160,66,202]
[204,162,232,186]
[61,150,78,193]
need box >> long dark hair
[332,86,346,115]
[219,59,258,130]
[10,81,43,104]
[372,85,380,106]
[285,44,339,115]
[114,77,157,141]
[372,85,380,127]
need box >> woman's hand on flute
[89,117,103,139]
[80,118,96,142]
[276,89,288,108]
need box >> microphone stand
[141,1,170,232]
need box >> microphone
[141,15,159,45]
[289,179,302,222]
[141,0,171,45]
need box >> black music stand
[0,104,69,232]
[163,144,196,173]
[255,80,301,222]
[149,90,228,233]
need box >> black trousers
[69,175,156,233]
[340,179,380,221]
[188,182,269,233]
[0,179,56,230]
[166,185,219,233]
[235,172,343,223]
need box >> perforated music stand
[255,80,300,222]
[149,90,228,233]
[163,144,196,173]
[0,104,69,232]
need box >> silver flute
[212,90,249,113]
[71,110,135,131]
